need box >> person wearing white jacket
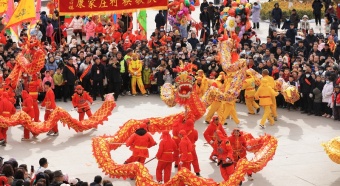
[322,80,334,118]
[69,16,84,40]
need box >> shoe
[209,157,217,163]
[239,181,243,186]
[248,174,254,181]
[322,113,327,117]
[174,164,178,168]
[132,94,136,97]
[0,139,5,145]
[259,124,265,129]
[63,99,67,102]
[224,122,228,125]
[196,172,201,177]
[248,112,255,115]
[274,117,277,121]
[93,97,97,101]
[326,115,331,118]
[101,97,105,101]
[33,135,38,139]
[307,113,313,116]
[21,138,31,141]
[256,108,260,114]
[144,94,148,97]
[204,121,209,124]
[53,132,59,136]
[158,181,163,184]
[126,91,132,96]
[47,131,54,136]
[147,90,150,95]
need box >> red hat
[0,176,9,186]
[75,85,84,90]
[22,90,29,99]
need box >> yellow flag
[0,0,8,14]
[6,0,35,28]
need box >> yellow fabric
[6,0,36,28]
[242,77,256,98]
[205,101,222,122]
[270,96,277,117]
[128,60,143,77]
[218,101,239,124]
[245,97,259,114]
[131,76,146,95]
[262,75,275,89]
[254,84,278,106]
[260,106,274,126]
[0,0,8,14]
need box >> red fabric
[112,31,122,43]
[122,33,136,43]
[41,88,56,110]
[22,91,35,118]
[60,24,68,38]
[336,77,340,85]
[95,24,105,35]
[332,92,340,105]
[179,136,193,162]
[156,161,172,182]
[0,97,16,141]
[337,7,340,19]
[135,33,146,41]
[172,117,182,166]
[126,132,156,159]
[72,91,93,113]
[216,139,234,181]
[204,120,227,143]
[228,134,247,161]
[272,68,279,77]
[0,31,6,44]
[156,134,177,162]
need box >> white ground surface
[2,94,340,186]
[2,2,339,186]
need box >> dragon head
[175,71,194,99]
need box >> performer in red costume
[72,85,93,121]
[155,130,177,184]
[21,90,37,141]
[41,81,58,136]
[178,130,193,171]
[228,128,253,182]
[28,74,42,122]
[172,108,189,168]
[215,130,235,181]
[0,92,16,146]
[3,78,16,104]
[184,118,201,176]
[204,116,228,161]
[125,123,157,164]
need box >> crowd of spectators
[0,157,110,186]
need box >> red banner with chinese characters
[59,0,168,15]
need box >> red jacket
[217,140,234,163]
[126,129,156,158]
[22,91,34,118]
[41,88,56,110]
[228,134,247,161]
[28,79,42,100]
[337,7,340,20]
[72,91,93,112]
[204,121,227,143]
[0,97,16,117]
[332,92,340,106]
[179,136,193,162]
[156,132,177,162]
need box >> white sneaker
[144,94,148,97]
[47,131,53,136]
[248,175,254,181]
[53,132,59,136]
[126,91,132,96]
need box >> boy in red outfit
[178,130,193,171]
[228,128,253,182]
[21,90,37,141]
[72,85,93,121]
[156,131,177,184]
[125,123,157,164]
[28,74,42,122]
[215,130,234,181]
[0,92,16,146]
[41,81,58,136]
[184,118,201,176]
[204,116,228,161]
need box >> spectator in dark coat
[271,3,282,28]
[200,7,211,28]
[304,29,318,52]
[312,0,323,25]
[281,17,291,30]
[91,56,106,101]
[285,23,297,44]
[299,71,315,115]
[200,0,209,12]
[106,57,121,101]
[290,9,300,29]
[63,58,77,102]
[155,10,165,30]
[207,2,215,28]
[188,32,199,50]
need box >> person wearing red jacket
[0,92,16,146]
[184,118,201,176]
[28,74,42,122]
[122,29,136,43]
[95,23,105,37]
[203,116,228,161]
[172,114,183,168]
[125,123,157,164]
[41,81,58,136]
[156,131,177,184]
[178,130,193,171]
[3,78,16,104]
[72,85,93,121]
[21,90,37,141]
[228,129,253,182]
[215,130,235,181]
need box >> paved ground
[2,94,340,186]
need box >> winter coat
[322,82,333,103]
[155,13,165,28]
[312,0,323,15]
[313,87,322,103]
[85,21,96,36]
[271,7,282,21]
[69,17,84,30]
[300,20,310,30]
[290,13,300,28]
[252,4,261,23]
